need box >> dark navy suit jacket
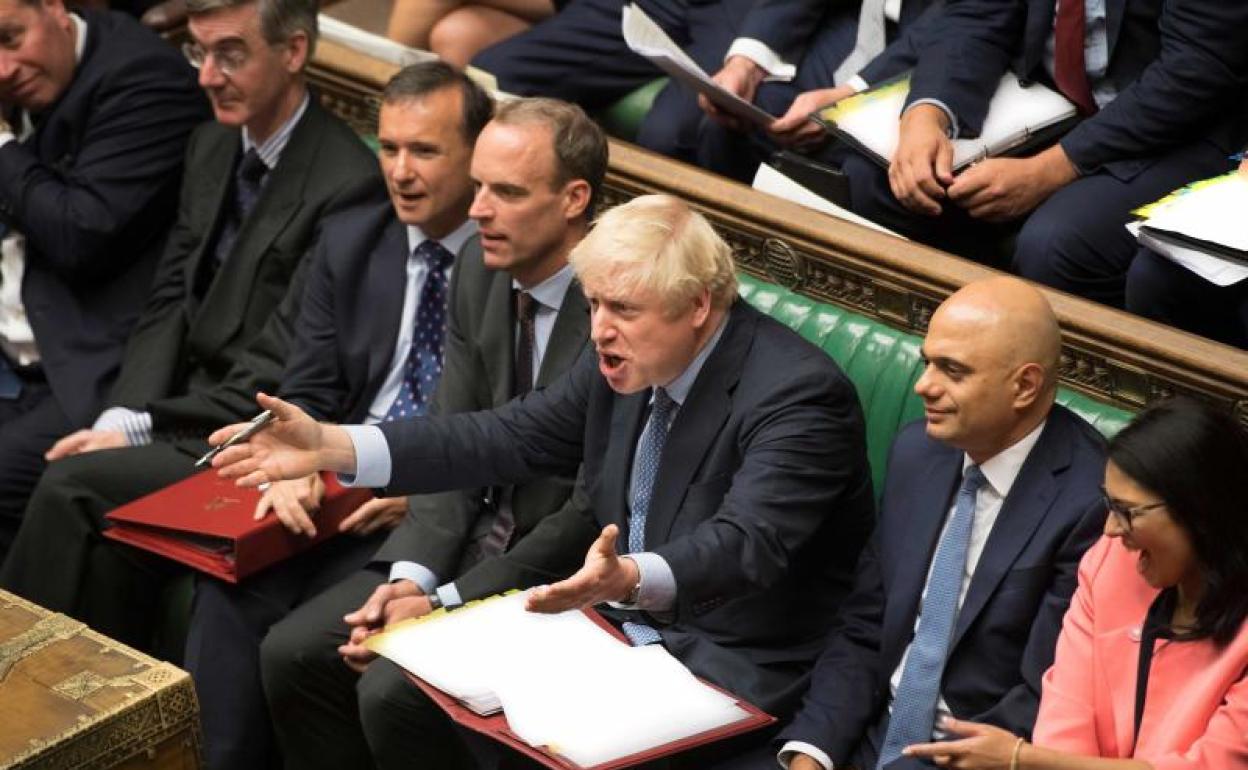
[373,299,877,718]
[907,0,1248,179]
[0,10,207,426]
[778,405,1106,769]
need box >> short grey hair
[186,0,319,58]
[492,98,608,218]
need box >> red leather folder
[404,608,776,770]
[103,470,372,583]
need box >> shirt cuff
[846,75,869,94]
[436,582,464,608]
[618,552,677,612]
[388,560,438,595]
[905,98,960,140]
[726,38,795,82]
[0,131,15,149]
[92,407,153,446]
[778,742,834,770]
[337,424,391,488]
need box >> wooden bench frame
[307,41,1248,427]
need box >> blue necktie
[622,387,677,646]
[383,240,453,422]
[877,465,988,768]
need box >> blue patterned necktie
[622,387,678,646]
[382,240,454,422]
[877,465,988,769]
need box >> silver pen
[195,410,274,468]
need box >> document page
[367,591,752,767]
[817,73,1076,170]
[621,3,775,127]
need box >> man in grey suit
[186,61,492,770]
[257,97,606,770]
[0,0,380,646]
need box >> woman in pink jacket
[904,397,1248,769]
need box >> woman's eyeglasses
[1101,488,1166,533]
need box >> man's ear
[283,31,310,75]
[563,179,592,221]
[1012,362,1045,410]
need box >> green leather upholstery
[598,78,668,142]
[736,273,1132,494]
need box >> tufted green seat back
[736,273,1132,494]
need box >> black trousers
[0,441,201,648]
[1126,247,1248,349]
[0,374,74,561]
[188,531,386,770]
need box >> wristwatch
[426,591,444,611]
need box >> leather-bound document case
[103,470,372,583]
[365,592,775,769]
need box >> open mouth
[600,353,623,370]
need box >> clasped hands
[889,105,1077,221]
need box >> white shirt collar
[405,218,478,258]
[71,13,86,62]
[242,92,310,170]
[512,263,575,313]
[964,418,1048,499]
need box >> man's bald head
[917,277,1062,463]
[934,276,1061,385]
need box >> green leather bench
[736,273,1133,494]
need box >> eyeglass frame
[181,39,256,77]
[1100,487,1167,533]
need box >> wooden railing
[307,42,1248,426]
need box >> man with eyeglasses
[765,276,1107,770]
[0,0,379,648]
[0,0,207,560]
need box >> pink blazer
[1034,536,1248,769]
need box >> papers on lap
[1129,171,1248,286]
[365,591,772,769]
[814,73,1077,171]
[621,3,776,128]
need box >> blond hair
[570,194,737,315]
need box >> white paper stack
[1129,171,1248,286]
[366,591,751,767]
[816,73,1077,171]
[621,3,775,127]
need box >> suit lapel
[536,281,589,388]
[362,218,411,396]
[1105,0,1127,60]
[880,448,961,665]
[647,303,750,547]
[187,103,322,353]
[481,255,516,407]
[185,139,239,310]
[950,414,1071,649]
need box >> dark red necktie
[1053,0,1098,115]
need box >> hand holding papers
[815,73,1078,171]
[365,591,772,769]
[1129,171,1248,286]
[621,3,776,128]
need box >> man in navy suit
[0,0,207,556]
[470,0,842,170]
[838,0,1248,303]
[771,276,1104,770]
[211,193,876,768]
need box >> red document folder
[103,470,372,583]
[404,608,776,770]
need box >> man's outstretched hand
[526,525,639,613]
[209,392,358,487]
